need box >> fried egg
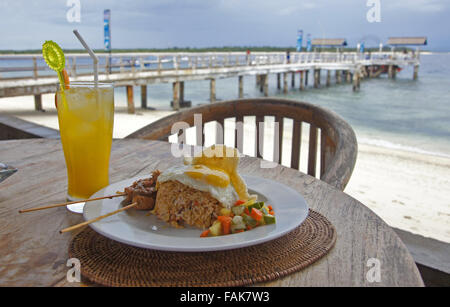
[157,164,239,208]
[157,145,251,208]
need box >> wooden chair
[126,98,357,191]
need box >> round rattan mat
[68,209,336,287]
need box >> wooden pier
[0,51,420,112]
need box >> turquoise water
[2,53,448,156]
[113,53,450,157]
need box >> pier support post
[346,71,351,83]
[210,78,216,103]
[172,82,180,110]
[299,71,304,90]
[291,72,295,87]
[305,70,309,86]
[388,65,396,79]
[126,85,135,114]
[263,74,269,97]
[336,70,341,84]
[34,94,43,112]
[238,76,244,98]
[277,73,281,89]
[256,75,261,87]
[326,70,331,87]
[314,69,320,88]
[180,81,185,104]
[283,72,288,94]
[140,85,147,109]
[392,66,397,80]
[352,72,360,92]
[362,67,368,79]
[413,65,419,80]
[33,57,38,79]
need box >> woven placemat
[68,209,336,287]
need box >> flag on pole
[296,30,303,52]
[104,9,111,51]
[306,33,312,52]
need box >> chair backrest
[126,98,357,191]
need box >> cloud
[0,0,448,50]
[385,0,446,13]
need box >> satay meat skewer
[59,170,161,233]
[19,170,161,213]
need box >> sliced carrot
[269,210,275,216]
[250,208,263,221]
[200,229,210,237]
[267,205,273,211]
[217,216,232,235]
[234,200,246,206]
[244,208,250,215]
[246,225,253,230]
[234,229,245,233]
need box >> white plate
[83,175,309,252]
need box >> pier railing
[0,50,421,111]
[0,51,419,81]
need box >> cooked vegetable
[242,213,258,227]
[220,208,232,216]
[250,208,263,221]
[260,206,269,215]
[231,215,246,232]
[201,200,276,237]
[242,199,255,207]
[263,214,276,224]
[209,220,222,236]
[200,229,210,237]
[217,215,232,235]
[231,205,245,215]
[247,202,264,211]
[234,200,246,206]
[232,215,244,225]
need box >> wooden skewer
[18,193,127,213]
[60,202,137,234]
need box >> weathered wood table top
[0,139,424,287]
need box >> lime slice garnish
[42,40,65,72]
[42,40,68,106]
[42,40,67,93]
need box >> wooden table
[0,139,424,287]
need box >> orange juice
[56,82,114,203]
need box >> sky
[0,0,449,51]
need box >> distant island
[0,46,412,54]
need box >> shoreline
[346,142,450,243]
[1,94,449,243]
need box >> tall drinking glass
[56,82,114,213]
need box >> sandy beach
[1,94,449,243]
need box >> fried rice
[154,180,223,229]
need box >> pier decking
[0,51,420,112]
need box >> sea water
[2,53,448,157]
[113,53,450,158]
